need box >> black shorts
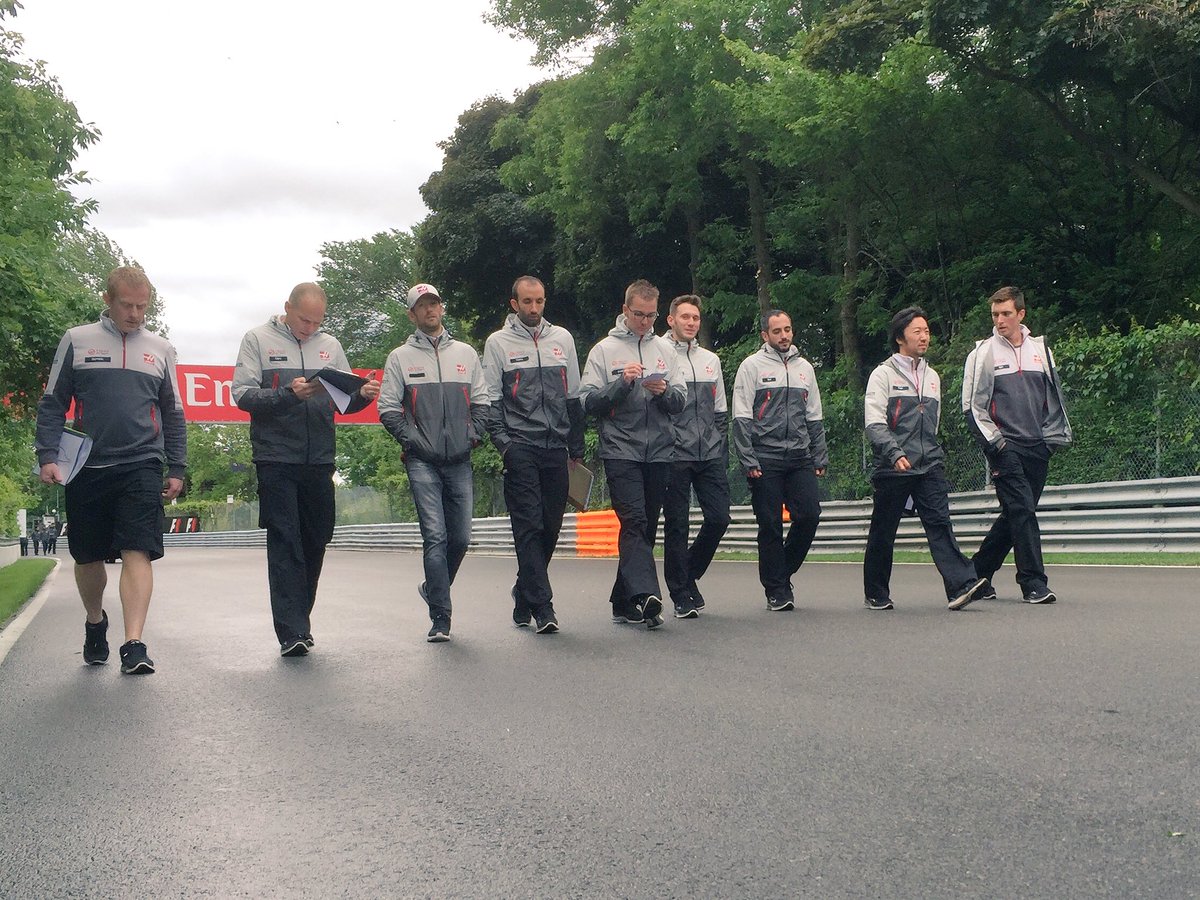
[65,460,166,564]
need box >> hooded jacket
[579,316,686,463]
[377,329,489,466]
[482,314,585,457]
[36,311,187,478]
[232,316,370,465]
[864,354,944,477]
[962,326,1072,453]
[731,343,828,471]
[668,336,727,463]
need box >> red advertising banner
[177,365,381,424]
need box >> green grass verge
[0,558,56,627]
[703,550,1200,566]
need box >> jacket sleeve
[481,335,512,453]
[580,344,634,417]
[962,342,1004,452]
[804,364,829,470]
[565,342,585,458]
[1043,342,1074,448]
[159,341,188,478]
[712,357,729,446]
[468,352,491,444]
[35,332,75,466]
[730,358,758,471]
[232,331,303,415]
[864,365,904,467]
[655,344,687,415]
[376,349,411,448]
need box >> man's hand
[815,467,826,477]
[568,458,582,471]
[290,376,322,400]
[643,377,667,396]
[359,373,381,400]
[162,477,184,501]
[622,362,644,384]
[893,456,911,472]
[40,463,62,485]
[747,467,762,479]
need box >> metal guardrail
[163,475,1200,554]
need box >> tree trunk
[685,206,714,348]
[739,140,774,318]
[841,204,863,390]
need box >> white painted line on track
[0,560,61,667]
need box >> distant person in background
[963,286,1072,604]
[378,283,490,644]
[233,282,380,658]
[35,266,187,675]
[661,295,730,619]
[482,275,585,635]
[863,306,987,611]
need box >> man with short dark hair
[483,275,585,634]
[731,310,826,611]
[580,279,686,629]
[963,287,1072,604]
[234,282,380,657]
[662,295,730,618]
[863,306,987,611]
[379,283,489,643]
[36,266,187,674]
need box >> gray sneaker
[427,616,451,642]
[1023,587,1058,604]
[949,577,989,611]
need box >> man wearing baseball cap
[379,283,490,642]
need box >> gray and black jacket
[668,336,727,463]
[482,314,585,457]
[232,316,370,465]
[378,329,489,466]
[962,326,1072,454]
[731,343,828,471]
[579,316,686,463]
[36,311,187,478]
[865,354,945,478]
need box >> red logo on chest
[143,353,156,365]
[319,350,331,361]
[456,363,467,374]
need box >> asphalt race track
[1,549,1196,898]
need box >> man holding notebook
[233,282,380,657]
[36,266,187,675]
[482,275,585,634]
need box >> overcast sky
[14,0,547,363]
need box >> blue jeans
[406,458,474,618]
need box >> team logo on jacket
[407,366,426,379]
[456,363,467,374]
[84,348,112,363]
[656,357,666,371]
[552,346,564,358]
[705,365,714,376]
[320,350,331,361]
[143,353,156,366]
[1032,354,1043,365]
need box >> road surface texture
[1,549,1196,898]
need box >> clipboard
[34,427,93,485]
[567,462,595,512]
[308,368,368,413]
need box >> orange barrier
[575,509,620,557]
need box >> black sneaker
[512,586,531,628]
[119,640,155,674]
[690,585,706,611]
[977,579,997,602]
[281,637,309,657]
[1023,587,1058,604]
[83,611,109,664]
[864,597,894,611]
[427,616,451,642]
[612,601,645,624]
[534,607,559,634]
[949,577,989,611]
[673,598,698,619]
[642,595,664,627]
[302,634,315,648]
[767,596,795,612]
[418,582,429,604]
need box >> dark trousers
[257,463,335,645]
[663,457,731,601]
[863,467,978,601]
[504,445,569,614]
[604,458,670,609]
[748,459,821,600]
[973,444,1051,594]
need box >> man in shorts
[35,267,187,674]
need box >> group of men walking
[35,267,1071,671]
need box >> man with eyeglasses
[379,283,490,642]
[580,279,686,628]
[731,309,827,612]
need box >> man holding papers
[579,279,686,629]
[482,275,585,634]
[35,266,187,675]
[233,282,381,657]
